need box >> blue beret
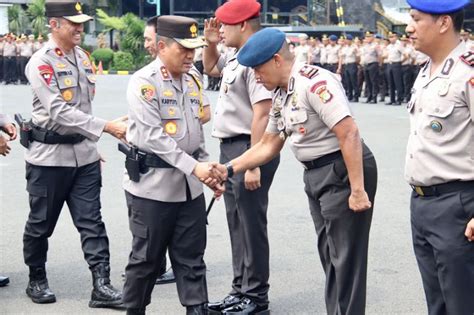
[375,33,382,39]
[329,34,338,41]
[345,34,353,40]
[237,28,286,67]
[407,0,470,14]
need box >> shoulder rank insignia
[160,66,171,80]
[460,51,473,67]
[140,84,155,102]
[441,58,454,75]
[299,65,319,79]
[38,65,53,86]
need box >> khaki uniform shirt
[0,42,4,56]
[386,42,403,63]
[341,44,358,64]
[326,44,340,64]
[123,57,206,202]
[3,42,16,57]
[34,41,44,52]
[360,42,379,65]
[294,44,310,63]
[414,51,429,66]
[212,49,271,138]
[320,45,327,65]
[266,62,353,162]
[19,42,34,57]
[25,39,106,167]
[402,45,414,66]
[405,43,474,186]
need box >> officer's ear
[436,14,452,35]
[273,54,283,67]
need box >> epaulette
[420,59,430,73]
[298,65,319,79]
[460,51,473,67]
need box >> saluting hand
[204,18,221,45]
[465,219,474,242]
[348,189,372,212]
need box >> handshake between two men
[192,161,245,198]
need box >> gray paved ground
[0,75,426,314]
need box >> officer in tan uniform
[34,35,45,52]
[122,15,220,315]
[339,35,360,102]
[400,34,415,102]
[405,0,474,313]
[203,0,280,312]
[383,32,404,105]
[19,34,34,84]
[0,35,4,83]
[22,0,127,308]
[209,28,378,315]
[361,31,380,103]
[325,34,340,73]
[3,34,17,84]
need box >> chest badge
[56,63,66,69]
[167,107,176,117]
[430,120,442,133]
[62,89,73,102]
[298,126,306,135]
[82,59,90,67]
[64,78,73,86]
[189,90,198,97]
[165,121,177,135]
[163,90,173,97]
[438,81,450,96]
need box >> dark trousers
[379,64,388,99]
[402,65,414,101]
[364,62,379,101]
[219,139,280,306]
[122,189,207,309]
[0,56,3,82]
[4,56,17,84]
[343,63,359,99]
[326,63,338,74]
[23,161,110,268]
[410,188,474,315]
[388,62,403,103]
[19,56,29,84]
[304,144,377,315]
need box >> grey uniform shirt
[405,43,474,186]
[3,42,16,57]
[361,42,379,65]
[19,42,34,57]
[25,39,106,167]
[402,45,415,66]
[326,44,340,64]
[212,49,271,138]
[34,42,44,52]
[266,62,353,162]
[386,42,403,63]
[123,57,206,202]
[341,44,359,64]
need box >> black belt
[31,124,86,145]
[302,150,343,170]
[139,150,200,169]
[219,134,251,144]
[411,181,474,197]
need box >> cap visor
[63,14,93,24]
[174,37,208,49]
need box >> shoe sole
[26,289,56,304]
[89,299,125,309]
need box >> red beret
[216,0,261,25]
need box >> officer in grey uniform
[384,32,404,105]
[3,34,17,84]
[19,35,34,84]
[22,0,126,308]
[405,0,474,314]
[121,15,217,315]
[0,113,16,287]
[340,35,360,102]
[203,0,280,312]
[325,35,340,73]
[361,31,380,103]
[208,28,377,315]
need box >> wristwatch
[225,162,234,178]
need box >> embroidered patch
[160,66,170,80]
[460,51,473,67]
[38,65,53,86]
[315,85,333,103]
[310,80,327,93]
[140,84,155,102]
[62,89,73,102]
[164,121,177,135]
[299,65,319,79]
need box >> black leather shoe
[187,304,209,315]
[222,297,269,314]
[155,268,176,285]
[369,99,377,104]
[89,264,124,309]
[395,101,402,105]
[0,276,9,287]
[26,278,56,303]
[385,102,394,105]
[127,308,145,315]
[208,295,242,313]
[364,97,372,103]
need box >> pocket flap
[289,110,308,125]
[130,220,148,239]
[26,183,47,197]
[425,104,454,118]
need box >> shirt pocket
[86,75,96,102]
[421,104,454,140]
[287,109,308,135]
[160,105,185,139]
[57,76,79,104]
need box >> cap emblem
[190,24,198,38]
[75,2,82,14]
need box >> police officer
[208,28,377,315]
[405,0,474,313]
[122,15,219,315]
[325,34,340,73]
[0,35,4,83]
[22,0,127,308]
[400,35,415,102]
[3,34,17,85]
[340,34,360,102]
[34,34,45,52]
[384,32,404,105]
[361,31,380,103]
[19,34,34,84]
[203,0,280,313]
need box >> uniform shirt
[0,41,4,56]
[310,45,321,64]
[294,44,310,63]
[414,51,429,66]
[212,49,271,138]
[34,41,44,52]
[25,39,106,167]
[266,62,353,162]
[123,57,206,202]
[402,45,414,66]
[320,45,327,65]
[341,44,359,64]
[326,44,340,64]
[405,43,474,186]
[19,42,34,57]
[3,42,16,57]
[386,42,403,63]
[360,42,379,65]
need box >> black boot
[89,263,123,308]
[26,266,56,304]
[187,304,209,315]
[0,275,9,287]
[127,308,145,315]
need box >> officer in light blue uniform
[405,0,474,314]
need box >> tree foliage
[27,0,47,36]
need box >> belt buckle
[414,186,424,196]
